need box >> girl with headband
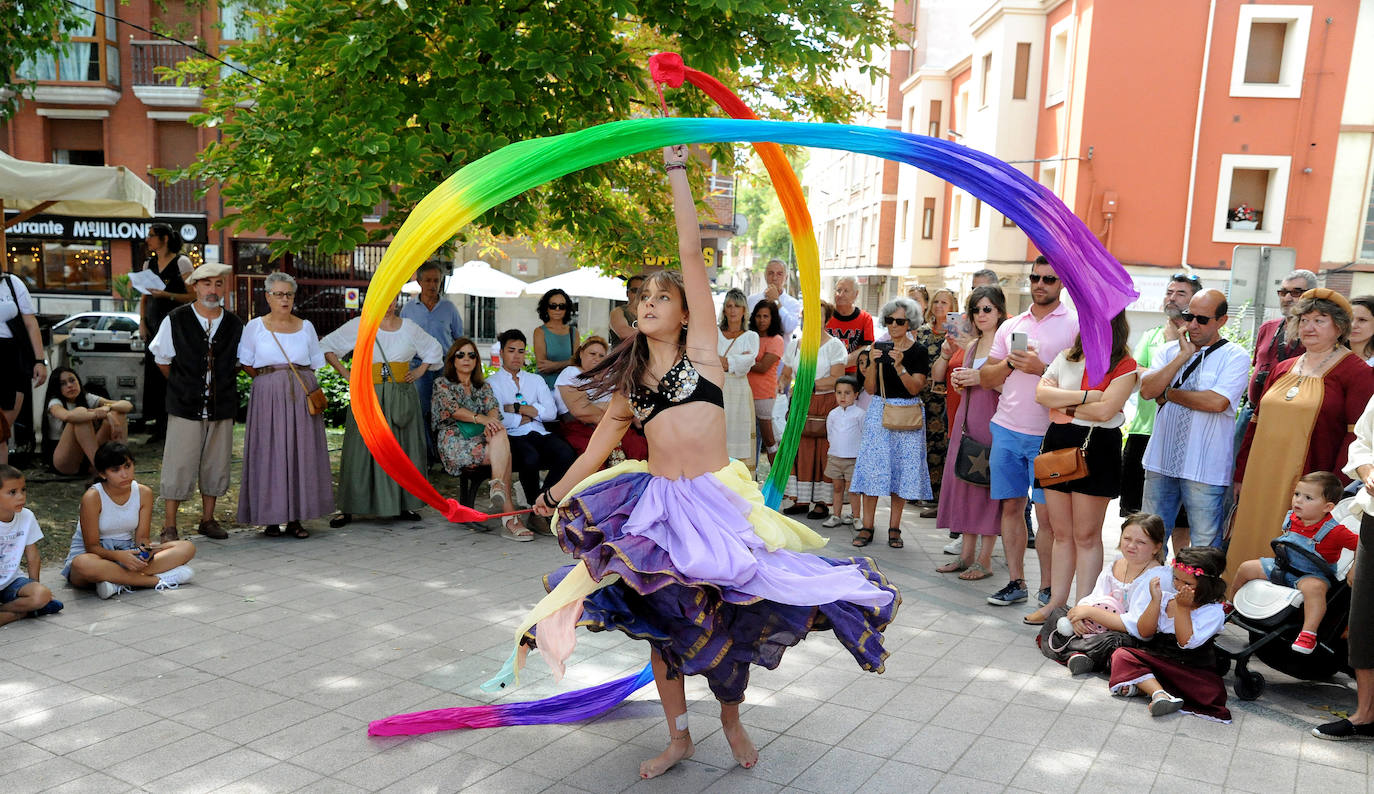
[528,145,899,779]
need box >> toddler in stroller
[1221,472,1357,699]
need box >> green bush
[236,366,349,428]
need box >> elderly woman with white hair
[851,296,932,548]
[237,272,335,538]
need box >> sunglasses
[1277,288,1305,298]
[1181,312,1221,325]
[452,351,478,360]
[972,305,998,314]
[884,317,909,326]
[1028,274,1059,285]
[1172,273,1202,285]
[548,303,568,310]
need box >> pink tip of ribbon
[649,52,686,87]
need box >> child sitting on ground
[1055,513,1171,674]
[1108,546,1231,721]
[1226,471,1356,654]
[0,464,62,626]
[822,376,864,529]
[63,443,195,599]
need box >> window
[1013,43,1032,100]
[1046,18,1072,107]
[466,296,496,340]
[900,200,909,241]
[927,100,942,138]
[922,198,936,240]
[50,118,104,165]
[1039,163,1059,195]
[980,53,992,107]
[1230,5,1311,99]
[5,240,111,293]
[973,198,983,228]
[16,0,119,85]
[1003,212,1018,229]
[951,195,962,243]
[1362,174,1374,262]
[1212,154,1292,245]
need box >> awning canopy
[0,151,156,219]
[524,267,630,301]
[443,260,528,298]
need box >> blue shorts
[989,423,1045,504]
[1260,557,1332,588]
[0,576,36,604]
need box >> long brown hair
[1065,311,1131,369]
[443,337,484,388]
[581,269,687,400]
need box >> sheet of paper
[127,269,166,295]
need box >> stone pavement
[2,507,1372,793]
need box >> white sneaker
[822,514,845,528]
[943,538,963,556]
[95,581,130,600]
[155,565,195,590]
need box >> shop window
[15,0,119,85]
[1212,154,1291,245]
[1230,5,1311,99]
[5,239,111,293]
[232,240,284,275]
[1046,18,1072,108]
[921,198,936,240]
[132,240,205,273]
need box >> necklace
[1284,348,1342,401]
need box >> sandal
[488,478,511,510]
[959,562,993,581]
[287,521,309,539]
[1148,690,1184,717]
[329,513,352,528]
[263,525,283,537]
[501,517,534,542]
[1023,606,1052,626]
[887,528,903,549]
[936,559,970,574]
[852,527,874,547]
[159,526,179,543]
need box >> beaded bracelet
[664,163,686,172]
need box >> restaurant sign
[2,213,207,244]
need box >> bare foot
[639,734,694,779]
[723,721,758,769]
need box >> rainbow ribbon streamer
[350,117,1138,522]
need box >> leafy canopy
[168,0,893,270]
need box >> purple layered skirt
[532,467,901,703]
[238,369,335,524]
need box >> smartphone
[1011,332,1028,352]
[947,312,969,339]
[873,340,895,354]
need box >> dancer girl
[529,146,899,779]
[1108,546,1231,721]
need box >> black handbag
[4,275,35,372]
[953,402,991,486]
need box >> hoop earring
[631,321,638,329]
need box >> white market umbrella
[524,267,631,300]
[444,259,528,298]
[1,150,157,258]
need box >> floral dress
[914,323,948,497]
[432,377,499,475]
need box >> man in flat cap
[148,263,242,541]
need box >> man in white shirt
[747,259,801,339]
[1139,289,1251,551]
[486,329,575,523]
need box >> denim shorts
[1260,556,1331,588]
[0,576,36,604]
[989,423,1045,504]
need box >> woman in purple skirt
[528,146,900,780]
[237,272,334,537]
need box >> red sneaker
[1292,630,1318,655]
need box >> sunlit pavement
[2,504,1371,793]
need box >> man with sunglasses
[1139,289,1251,550]
[401,262,463,466]
[1119,273,1203,516]
[979,256,1077,607]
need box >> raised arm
[664,146,718,365]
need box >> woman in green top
[533,288,577,389]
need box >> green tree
[164,0,892,270]
[1,0,87,119]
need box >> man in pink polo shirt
[978,256,1078,607]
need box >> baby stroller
[1215,498,1357,700]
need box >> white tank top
[74,481,142,547]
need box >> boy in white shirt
[823,377,865,528]
[0,465,61,627]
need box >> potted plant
[1229,203,1259,231]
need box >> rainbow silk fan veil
[363,57,1137,736]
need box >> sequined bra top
[629,354,725,425]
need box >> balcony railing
[130,40,198,86]
[153,177,206,214]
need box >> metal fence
[130,40,198,86]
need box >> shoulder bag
[4,275,36,373]
[1033,425,1093,486]
[878,357,923,431]
[266,324,328,415]
[953,389,991,486]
